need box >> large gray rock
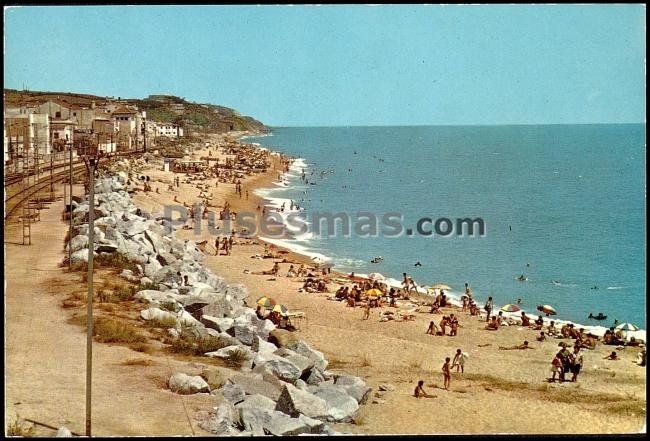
[202,315,234,333]
[239,407,313,436]
[168,373,210,394]
[140,307,177,324]
[70,248,90,264]
[340,383,373,405]
[305,367,326,386]
[230,323,257,346]
[205,345,253,361]
[157,251,177,266]
[198,403,239,435]
[294,341,328,372]
[275,383,329,420]
[134,290,180,310]
[274,348,314,377]
[218,382,246,405]
[143,259,163,278]
[252,353,302,383]
[69,234,89,252]
[311,384,359,422]
[227,373,283,401]
[235,394,277,411]
[252,336,278,354]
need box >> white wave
[259,236,331,262]
[606,286,625,290]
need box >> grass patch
[352,415,365,426]
[94,253,140,273]
[168,335,225,356]
[84,317,147,344]
[129,342,154,354]
[327,356,350,369]
[224,348,249,368]
[6,415,35,437]
[121,358,155,367]
[146,315,178,329]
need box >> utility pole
[81,143,103,438]
[68,139,73,268]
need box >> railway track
[4,151,143,220]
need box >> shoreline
[241,133,647,342]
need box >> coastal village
[4,89,647,436]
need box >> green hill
[3,89,269,134]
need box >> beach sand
[4,132,645,435]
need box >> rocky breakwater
[66,171,372,436]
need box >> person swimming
[517,275,528,281]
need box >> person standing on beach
[442,357,452,390]
[484,297,493,322]
[362,302,371,320]
[452,349,469,373]
[570,347,583,382]
[215,237,220,256]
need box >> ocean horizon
[247,124,647,331]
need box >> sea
[246,124,647,332]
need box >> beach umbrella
[537,304,557,316]
[501,304,521,313]
[368,272,385,281]
[366,288,384,297]
[615,323,639,332]
[257,296,276,309]
[272,304,289,316]
[429,283,451,291]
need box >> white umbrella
[368,272,385,281]
[615,323,639,332]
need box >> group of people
[550,342,584,382]
[414,349,469,397]
[426,313,460,336]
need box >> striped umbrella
[615,323,639,332]
[272,304,289,316]
[257,296,277,309]
[368,273,385,281]
[537,304,557,316]
[501,304,521,313]
[366,288,384,297]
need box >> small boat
[588,313,607,320]
[516,275,528,282]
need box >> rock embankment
[67,168,370,435]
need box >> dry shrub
[94,253,139,273]
[93,317,147,344]
[121,358,155,367]
[225,348,249,368]
[169,335,225,356]
[129,342,154,354]
[6,415,35,437]
[360,353,372,367]
[327,357,349,369]
[146,316,177,329]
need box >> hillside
[3,89,269,134]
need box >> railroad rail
[4,150,144,220]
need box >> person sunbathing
[536,331,546,342]
[499,341,533,350]
[485,316,500,330]
[520,312,530,327]
[534,315,544,330]
[414,380,435,398]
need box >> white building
[155,123,183,138]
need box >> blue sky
[3,5,646,126]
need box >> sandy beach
[4,132,646,435]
